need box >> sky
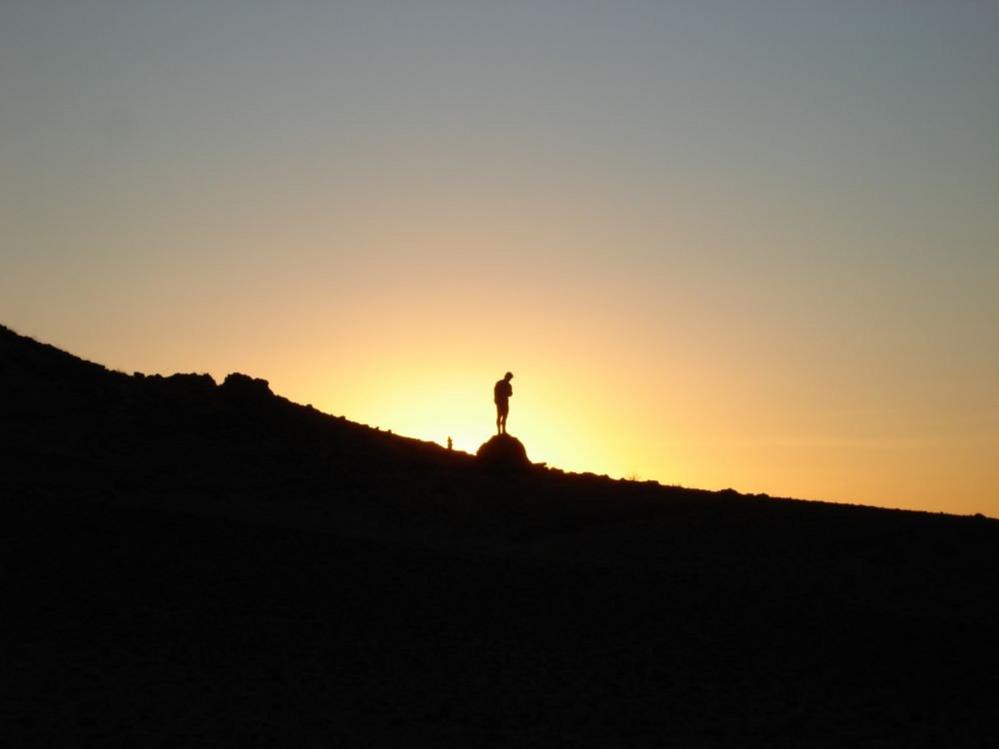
[2,1,997,516]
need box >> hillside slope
[3,323,991,563]
[3,324,997,745]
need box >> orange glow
[193,236,994,519]
[9,197,997,518]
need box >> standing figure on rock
[494,371,513,435]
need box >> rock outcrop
[476,433,531,472]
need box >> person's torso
[494,380,511,400]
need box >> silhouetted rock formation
[476,433,531,472]
[220,372,272,402]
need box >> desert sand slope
[2,323,997,746]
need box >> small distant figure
[494,371,514,435]
[447,436,453,451]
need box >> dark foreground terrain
[2,325,997,746]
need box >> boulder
[476,434,531,472]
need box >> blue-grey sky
[2,2,997,514]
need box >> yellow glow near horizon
[248,283,998,519]
[6,191,996,518]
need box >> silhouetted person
[447,436,453,451]
[494,371,513,435]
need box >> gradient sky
[3,1,997,516]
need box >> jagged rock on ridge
[220,372,272,401]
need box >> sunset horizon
[4,2,997,517]
[4,319,995,519]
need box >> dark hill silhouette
[2,322,997,746]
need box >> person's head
[504,371,513,381]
